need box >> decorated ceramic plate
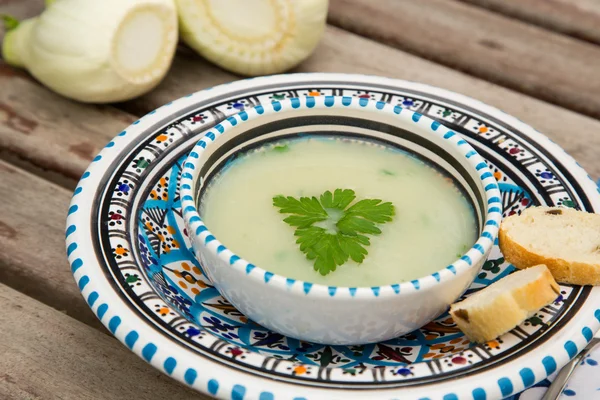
[66,73,600,400]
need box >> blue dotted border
[65,77,600,400]
[179,95,503,297]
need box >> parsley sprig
[273,189,395,276]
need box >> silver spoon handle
[541,337,600,400]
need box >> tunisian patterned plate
[66,74,600,400]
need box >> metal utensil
[541,336,600,400]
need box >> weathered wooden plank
[459,0,600,45]
[0,283,205,400]
[0,62,136,183]
[0,160,104,330]
[327,0,600,120]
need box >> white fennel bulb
[2,0,178,103]
[176,0,329,76]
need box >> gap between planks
[459,0,600,46]
[0,283,206,400]
[327,0,600,120]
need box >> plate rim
[66,72,600,400]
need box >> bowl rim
[179,95,503,298]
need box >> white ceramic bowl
[180,96,502,345]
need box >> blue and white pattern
[512,350,600,399]
[66,74,600,400]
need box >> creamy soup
[200,136,478,287]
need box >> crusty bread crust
[499,210,600,286]
[449,265,559,343]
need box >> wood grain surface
[328,0,600,119]
[0,283,206,400]
[460,0,600,45]
[0,160,105,329]
[0,62,136,183]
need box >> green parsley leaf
[338,199,395,236]
[272,195,328,228]
[338,233,370,263]
[320,188,355,209]
[273,189,395,275]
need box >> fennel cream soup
[200,137,478,287]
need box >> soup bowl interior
[180,96,502,345]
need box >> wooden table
[1,0,599,398]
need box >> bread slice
[499,206,600,285]
[449,264,560,343]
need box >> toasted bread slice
[499,206,600,285]
[449,264,560,343]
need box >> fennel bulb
[2,0,178,103]
[176,0,329,76]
